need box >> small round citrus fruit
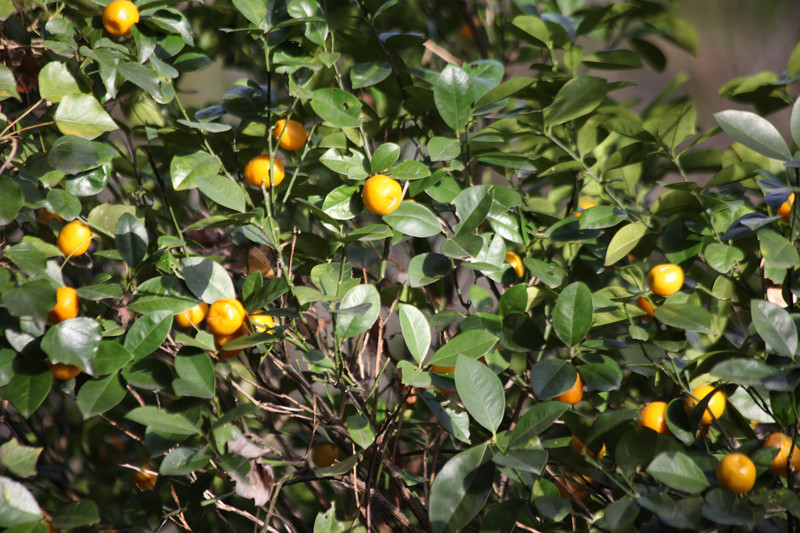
[764,432,800,476]
[716,452,756,494]
[102,0,140,37]
[37,210,63,225]
[555,372,583,405]
[572,436,606,459]
[311,442,339,467]
[362,174,402,216]
[50,362,81,380]
[646,263,684,297]
[638,401,672,435]
[214,326,246,359]
[575,198,598,217]
[48,286,79,323]
[57,220,92,257]
[636,296,655,317]
[780,193,794,224]
[459,24,474,40]
[175,302,209,328]
[684,385,726,425]
[244,155,285,188]
[272,119,307,151]
[250,313,275,333]
[504,251,524,278]
[206,298,246,335]
[430,364,455,374]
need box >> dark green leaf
[0,176,23,225]
[128,276,197,314]
[429,329,499,368]
[346,414,376,449]
[115,212,148,267]
[125,406,200,436]
[123,312,172,359]
[196,174,246,212]
[351,61,392,89]
[408,253,451,287]
[455,356,504,433]
[310,88,362,128]
[552,282,592,346]
[383,201,441,237]
[172,351,216,399]
[530,359,577,399]
[7,360,51,419]
[544,76,607,127]
[399,303,431,365]
[76,374,126,419]
[751,300,797,357]
[160,447,210,475]
[646,450,709,494]
[180,257,236,303]
[336,284,380,339]
[41,317,101,373]
[434,64,475,134]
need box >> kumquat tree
[5,0,800,531]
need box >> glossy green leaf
[170,150,221,191]
[172,351,215,398]
[7,360,51,419]
[428,136,460,162]
[530,359,577,400]
[440,234,483,259]
[383,201,441,237]
[434,64,475,134]
[346,414,375,449]
[408,253,451,287]
[196,174,246,212]
[351,61,392,89]
[704,243,744,273]
[605,223,648,265]
[552,282,592,347]
[128,276,198,314]
[759,229,799,269]
[653,303,714,334]
[428,443,494,533]
[429,329,499,368]
[125,406,200,436]
[321,184,360,220]
[544,76,607,127]
[181,257,236,303]
[47,134,98,174]
[41,317,101,373]
[751,300,797,357]
[115,212,148,267]
[0,439,42,478]
[160,447,210,475]
[123,312,172,359]
[398,303,431,365]
[370,144,401,174]
[455,356,504,434]
[0,176,23,225]
[0,476,42,527]
[310,88,361,128]
[646,451,709,494]
[791,97,800,149]
[714,109,792,161]
[76,374,125,419]
[1,278,55,321]
[452,185,491,235]
[509,402,571,448]
[336,284,380,339]
[54,93,118,139]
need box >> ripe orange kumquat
[272,119,307,151]
[214,326,247,359]
[504,251,524,278]
[206,298,246,335]
[362,174,402,216]
[646,263,684,297]
[131,470,157,491]
[57,220,92,257]
[716,453,756,494]
[48,286,79,323]
[684,385,726,425]
[764,432,800,476]
[780,193,794,224]
[572,436,606,459]
[175,302,209,328]
[244,155,285,188]
[555,372,583,405]
[49,362,81,380]
[311,442,340,467]
[249,313,276,334]
[102,0,140,37]
[638,401,672,435]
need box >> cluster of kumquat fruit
[243,119,308,188]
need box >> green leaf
[428,443,494,533]
[38,62,80,103]
[511,15,550,48]
[582,49,643,70]
[452,185,492,235]
[509,402,571,448]
[390,160,431,180]
[544,76,607,127]
[336,284,380,339]
[123,312,172,359]
[232,0,268,29]
[552,282,592,346]
[41,318,101,373]
[76,374,126,419]
[535,495,571,522]
[196,174,246,212]
[577,205,627,230]
[122,359,172,391]
[791,97,800,149]
[605,223,647,265]
[1,278,55,321]
[128,276,197,315]
[427,137,460,162]
[383,201,441,237]
[346,414,375,449]
[398,303,431,365]
[310,88,362,128]
[710,358,776,386]
[126,406,200,436]
[751,300,797,358]
[47,134,98,174]
[657,101,696,151]
[704,243,744,274]
[429,329,499,368]
[646,450,709,494]
[115,212,148,267]
[475,77,535,108]
[455,356,504,434]
[180,257,236,304]
[434,64,475,134]
[492,449,547,474]
[0,439,42,478]
[170,151,221,191]
[0,65,18,100]
[160,447,210,475]
[7,360,51,419]
[313,502,348,533]
[759,229,799,269]
[0,176,23,225]
[369,143,401,173]
[653,303,714,334]
[421,393,470,443]
[440,234,483,259]
[0,476,42,527]
[351,61,392,89]
[54,93,118,140]
[714,109,792,161]
[172,351,216,399]
[408,253,451,287]
[321,184,360,220]
[530,359,577,400]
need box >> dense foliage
[3,0,800,531]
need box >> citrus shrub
[4,0,800,531]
